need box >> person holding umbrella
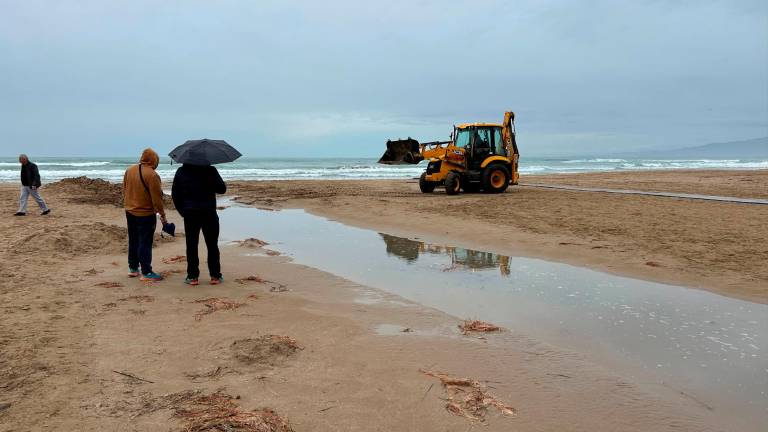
[170,139,240,286]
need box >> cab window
[473,128,491,149]
[455,129,471,148]
[492,128,505,155]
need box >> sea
[1,157,766,183]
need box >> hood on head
[140,148,160,169]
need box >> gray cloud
[1,0,766,157]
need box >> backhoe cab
[378,111,519,195]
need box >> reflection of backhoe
[378,111,519,195]
[379,233,511,277]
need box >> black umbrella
[168,139,242,165]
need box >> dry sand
[0,170,765,431]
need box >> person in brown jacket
[123,148,167,281]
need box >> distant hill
[629,137,768,159]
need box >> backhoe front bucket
[378,138,424,165]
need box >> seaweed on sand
[420,370,516,422]
[458,320,501,334]
[194,298,245,321]
[172,391,293,432]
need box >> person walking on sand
[15,154,50,216]
[123,148,167,281]
[171,160,226,286]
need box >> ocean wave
[562,158,627,163]
[0,161,113,167]
[0,158,765,182]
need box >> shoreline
[1,169,765,430]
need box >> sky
[1,0,766,158]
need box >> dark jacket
[20,162,42,187]
[171,165,226,217]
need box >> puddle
[218,205,768,423]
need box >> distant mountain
[626,137,768,159]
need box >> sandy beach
[1,170,766,431]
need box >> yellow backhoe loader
[378,111,519,195]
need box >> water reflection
[379,233,511,276]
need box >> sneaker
[128,267,140,278]
[14,212,26,216]
[41,209,51,215]
[140,272,163,281]
[210,276,223,285]
[184,277,199,286]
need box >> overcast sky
[1,0,766,157]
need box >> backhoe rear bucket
[378,138,424,165]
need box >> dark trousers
[126,212,156,274]
[184,210,221,279]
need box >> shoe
[14,212,26,216]
[41,209,51,215]
[210,276,223,285]
[140,272,163,281]
[184,277,199,286]
[128,268,140,278]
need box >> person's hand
[160,214,167,225]
[30,186,37,191]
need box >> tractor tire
[482,164,510,193]
[461,178,480,193]
[445,172,461,195]
[419,172,436,193]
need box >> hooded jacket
[123,148,166,217]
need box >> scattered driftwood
[102,302,118,309]
[172,391,293,432]
[458,320,501,335]
[113,370,154,384]
[236,275,268,284]
[420,370,516,422]
[184,366,237,382]
[94,281,124,288]
[236,238,269,248]
[247,293,260,300]
[162,255,186,264]
[84,268,104,276]
[119,295,155,303]
[645,261,662,267]
[265,250,281,256]
[193,298,245,321]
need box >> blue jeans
[126,212,156,274]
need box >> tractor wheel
[419,172,436,193]
[482,164,510,193]
[445,172,461,195]
[461,178,480,193]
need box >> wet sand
[0,170,765,431]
